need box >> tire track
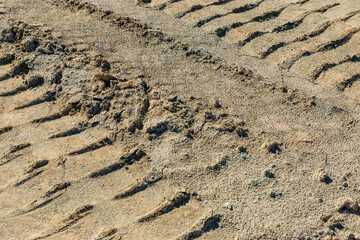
[174,214,222,240]
[175,0,235,19]
[281,27,360,70]
[32,205,94,240]
[235,2,340,47]
[89,147,145,178]
[312,54,360,82]
[214,0,312,38]
[336,74,360,92]
[194,0,266,28]
[113,169,162,199]
[137,191,191,222]
[0,143,31,166]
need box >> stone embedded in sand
[224,202,233,210]
[1,28,16,42]
[83,100,101,117]
[316,168,332,184]
[235,127,248,137]
[22,37,38,52]
[260,141,281,154]
[238,146,247,153]
[270,191,282,199]
[264,170,275,178]
[336,198,359,214]
[0,52,14,65]
[214,99,221,108]
[94,73,117,87]
[25,75,44,88]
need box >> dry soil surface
[0,0,360,239]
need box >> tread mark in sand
[0,126,13,136]
[174,214,222,240]
[0,61,29,82]
[194,0,266,27]
[13,182,71,216]
[236,2,340,46]
[336,74,360,92]
[31,113,63,124]
[281,27,360,69]
[14,91,56,110]
[137,191,191,222]
[213,0,312,37]
[176,0,236,19]
[89,147,146,178]
[49,126,86,139]
[113,169,162,199]
[311,54,360,81]
[32,205,94,240]
[0,143,31,166]
[17,193,64,216]
[68,136,114,156]
[263,11,359,60]
[14,170,44,187]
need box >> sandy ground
[0,0,359,239]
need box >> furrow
[174,214,222,240]
[137,191,191,222]
[312,55,360,81]
[262,10,359,59]
[68,136,114,156]
[113,169,162,199]
[238,2,340,47]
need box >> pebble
[270,191,282,199]
[214,99,221,108]
[22,37,37,52]
[264,170,275,178]
[238,146,247,153]
[240,153,247,161]
[225,202,233,210]
[95,43,103,49]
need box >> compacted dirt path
[0,0,359,239]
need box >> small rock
[83,100,101,117]
[261,142,281,154]
[320,214,332,222]
[270,191,282,199]
[214,99,221,108]
[264,170,275,178]
[22,37,38,52]
[0,52,14,65]
[238,146,247,153]
[1,28,16,42]
[95,43,103,49]
[204,111,215,120]
[224,202,233,210]
[26,159,49,173]
[94,73,117,87]
[235,127,248,137]
[316,168,332,184]
[24,75,44,88]
[346,234,356,240]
